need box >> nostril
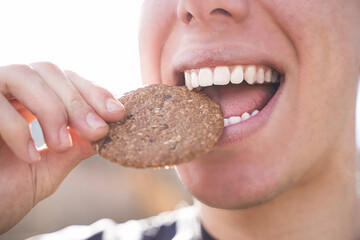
[210,8,232,17]
[186,12,193,23]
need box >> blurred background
[0,1,360,239]
[0,1,192,239]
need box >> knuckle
[38,97,68,124]
[51,100,69,121]
[93,85,113,99]
[9,64,35,76]
[68,92,87,111]
[5,64,42,87]
[33,61,61,72]
[63,69,77,79]
[0,64,37,96]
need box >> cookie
[92,84,224,168]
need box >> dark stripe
[86,231,103,240]
[142,222,176,240]
[201,224,217,240]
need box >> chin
[176,146,296,209]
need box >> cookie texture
[92,84,224,168]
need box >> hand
[0,62,125,233]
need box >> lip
[217,75,285,146]
[172,44,286,85]
[171,44,287,146]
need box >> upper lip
[172,44,286,85]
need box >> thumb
[33,129,97,204]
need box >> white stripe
[26,205,202,240]
[172,205,201,240]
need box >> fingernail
[106,99,125,113]
[28,140,41,162]
[59,125,73,147]
[86,112,107,129]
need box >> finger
[65,70,126,122]
[0,64,72,152]
[32,129,95,204]
[0,93,40,163]
[10,99,37,123]
[30,62,109,142]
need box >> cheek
[266,0,359,158]
[139,0,178,85]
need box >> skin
[139,0,360,239]
[0,0,360,239]
[0,63,126,232]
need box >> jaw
[175,143,292,209]
[174,70,290,208]
[155,55,293,208]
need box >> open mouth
[182,65,282,128]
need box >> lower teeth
[224,109,259,127]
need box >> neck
[200,139,359,240]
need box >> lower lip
[217,76,285,145]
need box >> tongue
[203,83,277,117]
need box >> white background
[0,0,143,97]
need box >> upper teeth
[185,65,280,90]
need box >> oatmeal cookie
[92,84,223,168]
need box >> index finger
[10,99,37,123]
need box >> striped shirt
[27,205,216,240]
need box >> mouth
[176,64,284,145]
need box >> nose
[177,0,249,24]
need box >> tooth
[230,66,244,84]
[256,68,265,84]
[224,118,230,127]
[265,69,272,83]
[213,66,230,85]
[271,71,279,83]
[191,71,199,88]
[251,110,259,117]
[241,112,251,121]
[198,68,213,87]
[245,66,256,85]
[185,72,193,90]
[229,116,241,125]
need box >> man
[1,0,360,239]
